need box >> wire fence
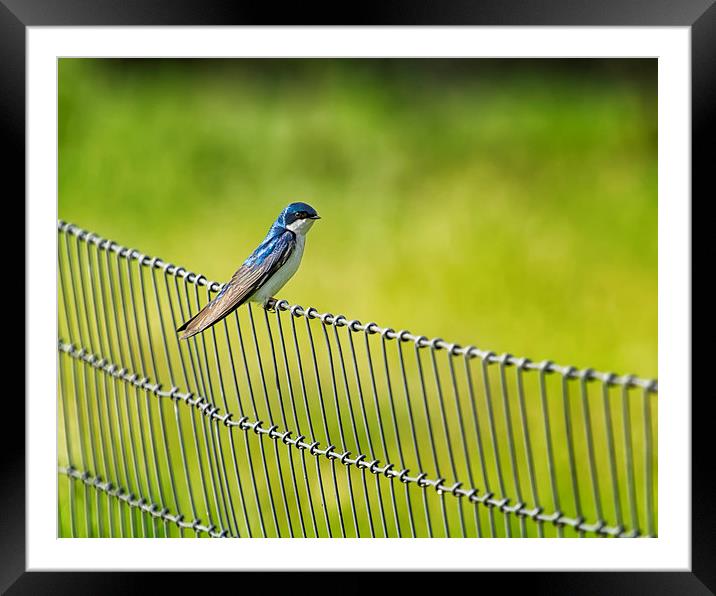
[57,220,658,538]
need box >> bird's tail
[176,313,203,340]
[176,302,241,340]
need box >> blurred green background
[58,58,657,380]
[58,59,658,539]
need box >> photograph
[56,57,658,539]
[6,2,706,586]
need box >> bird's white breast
[249,232,306,303]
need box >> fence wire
[57,220,658,538]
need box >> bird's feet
[263,297,278,312]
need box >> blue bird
[177,202,320,340]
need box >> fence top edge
[57,219,658,393]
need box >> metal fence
[57,220,658,538]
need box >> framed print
[6,0,710,592]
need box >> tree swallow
[177,202,320,340]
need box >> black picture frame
[6,1,709,592]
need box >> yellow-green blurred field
[59,58,657,378]
[58,59,657,538]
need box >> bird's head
[280,202,321,235]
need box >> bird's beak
[310,214,321,220]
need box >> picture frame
[7,0,709,590]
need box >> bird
[177,202,320,340]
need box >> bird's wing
[177,231,296,340]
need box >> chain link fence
[57,220,658,538]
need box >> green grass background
[59,58,657,378]
[57,59,657,538]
